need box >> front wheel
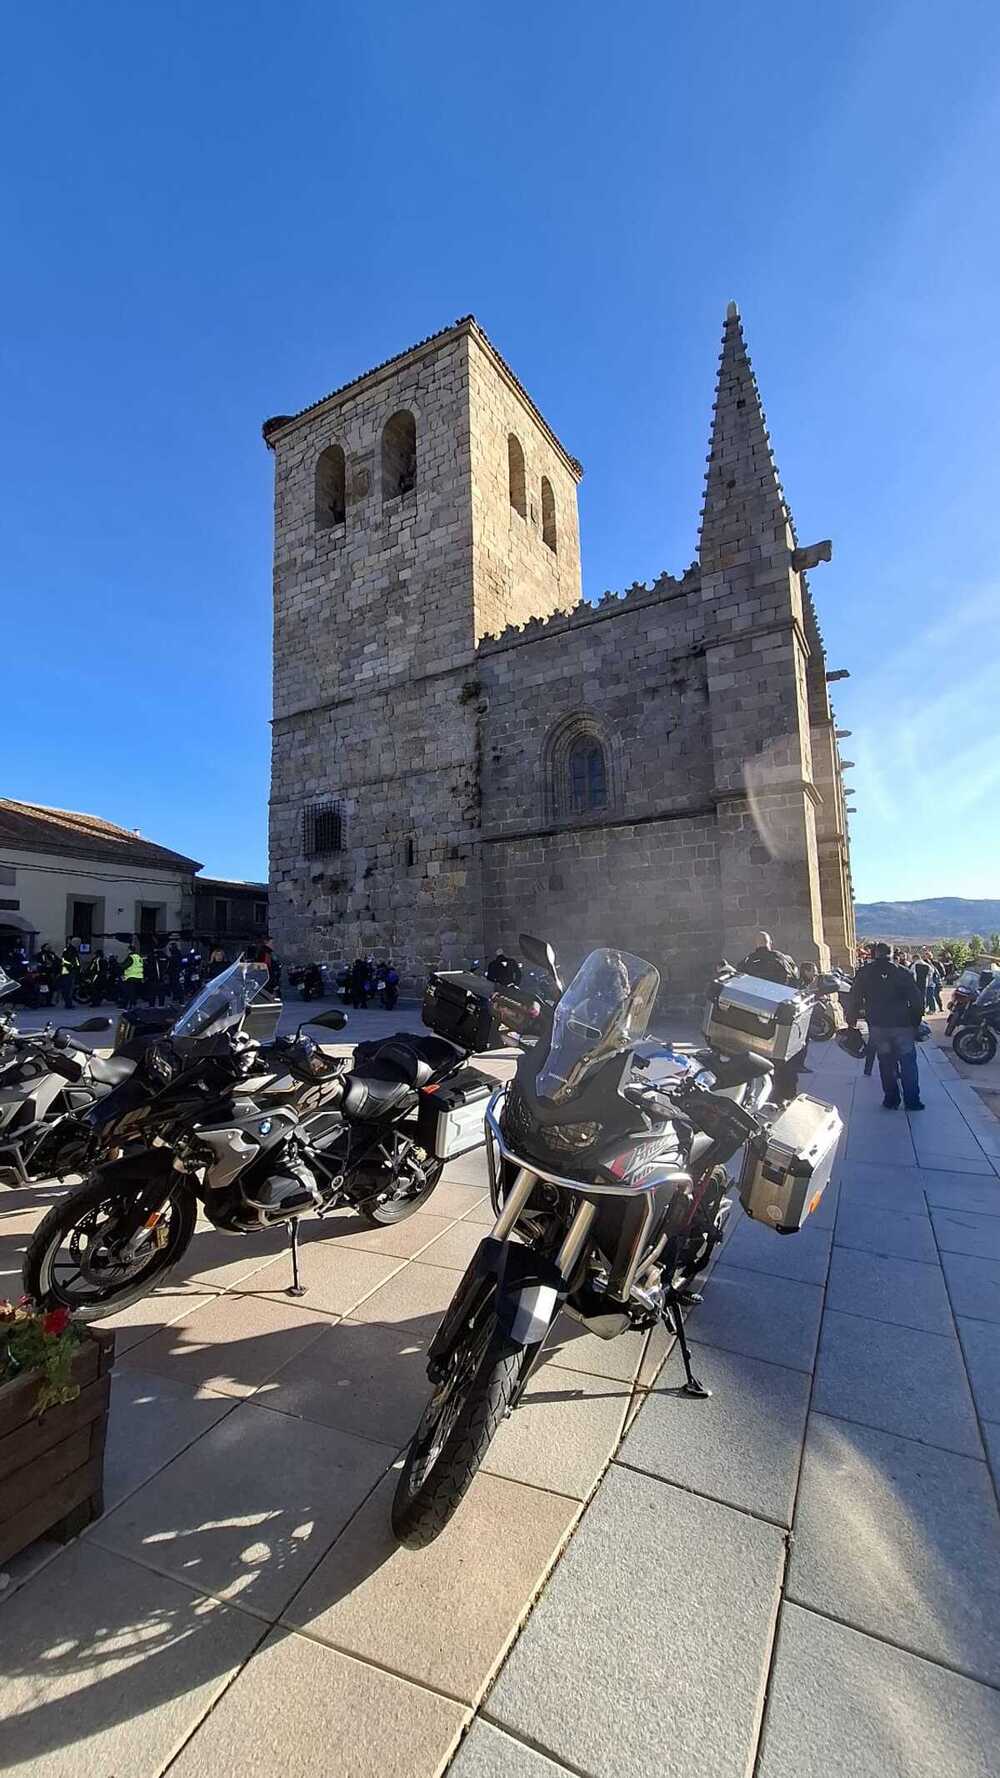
[23,1172,197,1319]
[392,1321,520,1547]
[953,1025,998,1066]
[809,1004,835,1041]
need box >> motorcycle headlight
[545,1121,600,1153]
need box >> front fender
[427,1235,566,1369]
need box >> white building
[0,799,201,961]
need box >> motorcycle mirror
[519,933,559,981]
[305,1009,348,1032]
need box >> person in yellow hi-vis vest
[122,944,145,1010]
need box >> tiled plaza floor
[2,1029,999,1776]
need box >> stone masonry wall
[467,331,582,642]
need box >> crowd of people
[3,936,281,1010]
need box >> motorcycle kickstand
[663,1293,710,1398]
[286,1220,306,1298]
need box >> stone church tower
[264,308,854,996]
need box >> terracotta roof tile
[0,799,202,873]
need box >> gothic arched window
[541,475,557,551]
[315,443,346,528]
[382,409,417,500]
[568,737,608,812]
[544,715,615,821]
[508,434,526,517]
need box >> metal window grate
[303,802,343,855]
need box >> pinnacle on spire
[699,304,793,571]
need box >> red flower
[42,1307,72,1337]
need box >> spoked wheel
[355,1138,444,1226]
[952,1025,997,1065]
[392,1309,520,1547]
[23,1174,197,1320]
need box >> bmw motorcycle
[24,962,491,1320]
[393,940,793,1546]
[950,974,1000,1065]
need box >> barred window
[303,802,343,855]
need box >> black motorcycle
[391,937,841,1546]
[951,977,1000,1065]
[24,962,493,1320]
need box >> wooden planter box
[0,1328,115,1566]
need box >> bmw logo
[258,1119,273,1136]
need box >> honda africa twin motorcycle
[392,937,841,1546]
[24,962,494,1321]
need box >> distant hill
[855,898,1000,940]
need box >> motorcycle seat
[340,1066,416,1120]
[88,1054,136,1087]
[708,1051,774,1088]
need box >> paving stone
[917,1150,996,1176]
[482,1363,629,1499]
[104,1368,237,1508]
[251,1317,429,1445]
[619,1342,810,1525]
[428,1180,490,1220]
[983,1419,1000,1481]
[540,1312,647,1383]
[837,1163,928,1212]
[440,1148,492,1192]
[415,1219,488,1272]
[450,1721,574,1777]
[487,1465,783,1778]
[285,1470,577,1705]
[920,1172,1000,1216]
[176,1221,286,1288]
[350,1256,460,1336]
[93,1401,395,1617]
[757,1602,1000,1778]
[720,1216,831,1284]
[940,1251,1000,1324]
[813,1311,982,1456]
[846,1105,916,1168]
[834,1203,937,1263]
[0,1540,263,1777]
[324,1208,456,1259]
[957,1317,1000,1420]
[238,1241,406,1319]
[91,1282,223,1356]
[931,1208,1000,1261]
[167,1626,468,1778]
[685,1263,823,1373]
[789,1413,1000,1684]
[118,1288,330,1398]
[461,1195,498,1225]
[825,1247,954,1336]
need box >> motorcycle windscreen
[535,948,659,1107]
[168,962,270,1044]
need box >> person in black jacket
[846,943,925,1110]
[739,931,800,987]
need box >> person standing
[349,955,370,1009]
[166,941,183,1001]
[207,942,228,980]
[912,953,933,1011]
[846,943,925,1111]
[122,942,145,1010]
[144,941,168,1007]
[59,940,80,1009]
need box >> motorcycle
[391,936,841,1545]
[288,962,326,1001]
[951,975,1000,1065]
[947,966,1000,1039]
[23,961,496,1320]
[808,968,852,1041]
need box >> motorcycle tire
[952,1026,998,1066]
[23,1172,197,1320]
[809,1005,835,1042]
[392,1317,520,1547]
[356,1152,445,1226]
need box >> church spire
[699,301,793,573]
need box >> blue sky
[3,0,998,900]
